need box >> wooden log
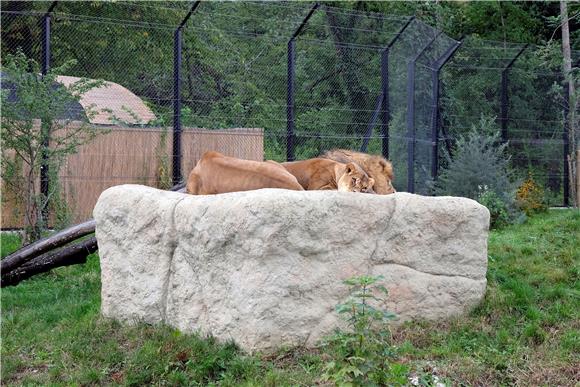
[1,237,98,287]
[1,220,96,273]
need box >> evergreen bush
[433,116,523,227]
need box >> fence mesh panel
[1,2,577,227]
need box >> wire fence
[1,1,577,226]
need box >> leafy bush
[516,174,548,216]
[477,186,511,229]
[321,275,408,386]
[433,116,523,227]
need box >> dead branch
[1,219,96,273]
[1,237,98,287]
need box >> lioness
[321,149,395,194]
[186,151,304,195]
[280,158,375,193]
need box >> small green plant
[477,185,511,229]
[321,275,407,386]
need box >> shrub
[433,116,523,227]
[321,275,408,386]
[516,174,548,216]
[477,186,511,229]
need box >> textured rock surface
[94,184,489,352]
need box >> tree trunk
[1,219,96,273]
[1,237,98,287]
[560,0,578,207]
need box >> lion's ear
[345,162,356,174]
[381,160,394,176]
[368,177,375,187]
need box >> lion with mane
[321,149,395,195]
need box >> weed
[321,275,407,386]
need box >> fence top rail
[177,1,201,29]
[291,2,319,40]
[45,1,58,16]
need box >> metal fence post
[173,2,200,185]
[380,49,389,159]
[500,44,528,143]
[406,32,440,193]
[286,2,319,162]
[429,39,462,180]
[40,1,57,226]
[563,81,570,207]
[406,61,416,193]
[41,4,57,75]
[287,38,296,161]
[173,28,183,185]
[381,16,414,160]
[500,71,508,142]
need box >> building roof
[1,71,156,126]
[56,76,157,125]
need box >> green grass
[1,233,22,258]
[2,210,579,385]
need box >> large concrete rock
[94,185,489,352]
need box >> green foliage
[434,116,523,226]
[0,233,21,258]
[1,50,104,241]
[477,187,511,229]
[321,275,406,386]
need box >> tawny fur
[186,151,304,195]
[321,149,395,194]
[281,158,375,193]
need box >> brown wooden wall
[1,126,263,228]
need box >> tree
[1,50,104,243]
[560,1,579,207]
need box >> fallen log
[1,237,98,287]
[1,220,96,273]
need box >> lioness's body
[321,149,395,194]
[186,152,303,195]
[281,158,375,193]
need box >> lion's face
[337,163,375,193]
[368,159,395,194]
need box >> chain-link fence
[1,1,576,226]
[441,38,574,205]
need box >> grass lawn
[1,210,578,386]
